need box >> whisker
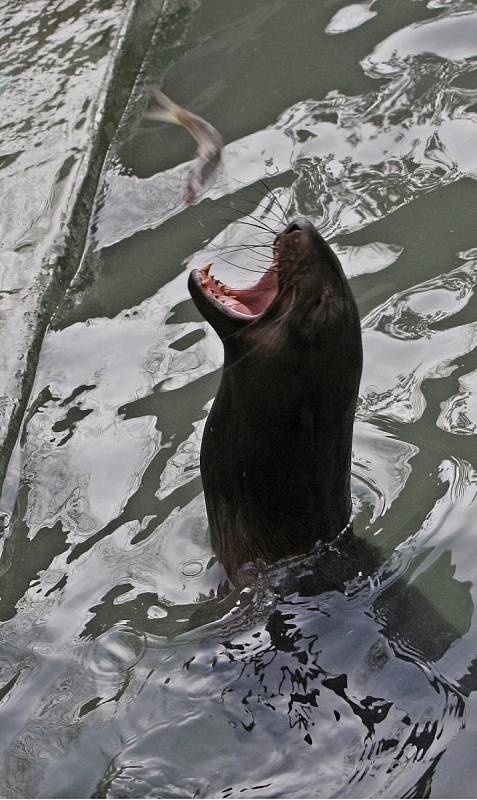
[207,249,272,268]
[225,201,280,236]
[231,176,288,225]
[218,204,278,237]
[240,252,274,265]
[209,193,280,236]
[239,213,278,235]
[206,243,273,259]
[233,219,279,235]
[232,194,286,227]
[205,242,273,253]
[209,251,273,267]
[215,218,278,245]
[211,204,279,239]
[260,178,288,221]
[213,254,272,275]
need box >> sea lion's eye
[284,221,304,234]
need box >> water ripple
[96,7,477,249]
[1,2,477,797]
[360,254,477,423]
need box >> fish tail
[144,86,183,125]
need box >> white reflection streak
[94,10,477,251]
[22,271,221,539]
[437,368,477,434]
[325,2,378,35]
[360,257,477,424]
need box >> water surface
[1,0,477,797]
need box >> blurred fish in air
[144,87,224,205]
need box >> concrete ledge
[0,0,167,487]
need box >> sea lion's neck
[201,364,355,578]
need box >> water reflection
[95,533,469,798]
[360,253,477,424]
[95,8,477,250]
[325,2,378,36]
[0,0,140,441]
[1,0,477,797]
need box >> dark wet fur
[189,210,362,580]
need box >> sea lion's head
[189,218,361,371]
[188,218,362,578]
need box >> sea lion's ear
[288,288,336,344]
[314,287,336,326]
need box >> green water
[1,0,477,796]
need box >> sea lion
[188,218,362,580]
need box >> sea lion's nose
[284,218,309,233]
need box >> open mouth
[192,258,279,320]
[188,220,315,329]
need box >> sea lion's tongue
[198,263,278,317]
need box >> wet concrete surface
[0,0,165,485]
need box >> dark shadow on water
[83,529,472,662]
[0,486,69,623]
[66,368,220,562]
[88,531,471,798]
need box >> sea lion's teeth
[200,263,215,287]
[219,296,239,307]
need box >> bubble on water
[88,625,146,680]
[181,559,204,578]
